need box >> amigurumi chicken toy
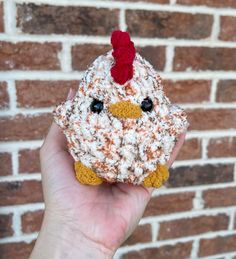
[53,30,188,188]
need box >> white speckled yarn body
[54,51,188,185]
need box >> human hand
[30,90,186,259]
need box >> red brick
[123,224,151,246]
[19,148,40,174]
[0,3,3,32]
[176,138,201,160]
[72,44,111,71]
[0,180,43,206]
[0,113,52,141]
[163,80,211,103]
[177,0,236,8]
[168,164,234,188]
[126,10,212,39]
[16,80,79,108]
[144,192,194,217]
[21,210,44,233]
[0,153,12,176]
[199,234,236,257]
[0,42,61,70]
[216,80,236,102]
[158,214,229,240]
[0,214,13,238]
[137,46,166,71]
[174,47,236,71]
[220,16,236,42]
[122,242,192,259]
[0,241,35,259]
[187,109,236,130]
[17,4,119,35]
[0,82,9,109]
[203,187,236,208]
[208,137,236,158]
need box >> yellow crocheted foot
[74,161,104,185]
[143,164,169,188]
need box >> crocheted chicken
[53,30,188,188]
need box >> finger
[41,88,76,152]
[67,88,76,100]
[43,122,67,151]
[167,132,186,168]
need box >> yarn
[111,30,136,85]
[109,101,142,119]
[74,161,104,185]
[143,164,169,188]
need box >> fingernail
[66,88,73,100]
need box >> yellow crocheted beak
[109,101,142,119]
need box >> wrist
[30,210,115,259]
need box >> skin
[30,89,186,259]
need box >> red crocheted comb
[110,30,136,85]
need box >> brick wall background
[0,0,236,258]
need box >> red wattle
[110,30,136,85]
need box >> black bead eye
[90,99,104,114]
[141,97,153,112]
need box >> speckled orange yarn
[74,162,104,185]
[109,101,142,119]
[143,164,169,188]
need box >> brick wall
[0,0,236,258]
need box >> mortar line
[211,14,220,41]
[0,233,38,244]
[0,140,43,151]
[234,163,236,182]
[59,42,72,73]
[201,138,209,160]
[117,229,236,254]
[151,222,159,242]
[7,80,17,113]
[164,45,174,72]
[186,130,236,139]
[0,203,45,214]
[2,34,236,47]
[172,157,236,167]
[13,0,236,16]
[139,208,236,224]
[190,238,200,259]
[1,71,236,81]
[0,107,53,116]
[180,102,236,109]
[11,150,18,176]
[193,190,204,211]
[170,0,176,5]
[3,0,16,35]
[228,210,235,231]
[210,79,218,103]
[0,173,42,182]
[153,182,236,196]
[12,210,21,237]
[119,9,127,31]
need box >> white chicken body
[54,51,188,184]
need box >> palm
[41,142,151,251]
[40,122,185,252]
